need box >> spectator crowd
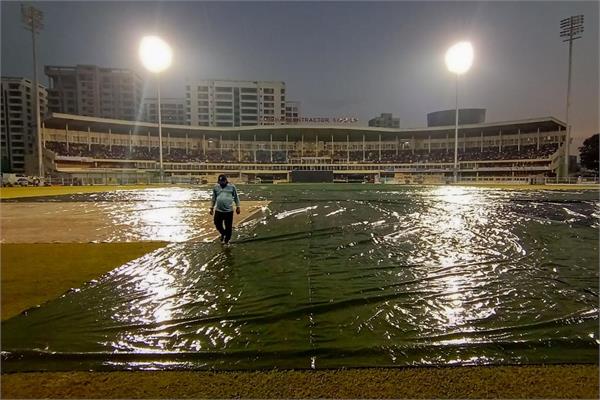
[46,142,559,164]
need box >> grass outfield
[2,365,597,398]
[1,242,165,320]
[0,185,165,199]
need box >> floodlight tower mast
[560,15,584,178]
[21,4,44,178]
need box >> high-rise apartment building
[186,80,286,127]
[1,77,47,173]
[45,65,142,121]
[368,113,400,128]
[142,97,186,125]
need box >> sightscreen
[290,170,334,183]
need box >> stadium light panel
[139,36,172,73]
[445,42,474,75]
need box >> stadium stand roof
[44,113,566,141]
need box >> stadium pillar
[480,131,483,152]
[331,135,334,158]
[202,134,206,156]
[286,134,289,162]
[88,127,91,151]
[315,135,318,157]
[220,135,223,156]
[42,122,45,148]
[301,134,304,157]
[537,128,540,150]
[237,133,241,161]
[129,129,132,152]
[428,135,431,153]
[411,135,415,155]
[517,129,521,151]
[378,134,382,161]
[362,134,365,161]
[168,132,171,154]
[395,136,399,156]
[499,129,502,152]
[463,132,466,151]
[185,133,189,155]
[253,134,256,162]
[108,128,112,151]
[453,77,458,183]
[347,135,350,162]
[270,134,273,162]
[65,123,69,152]
[147,131,150,151]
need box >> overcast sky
[1,1,598,146]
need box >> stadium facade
[41,112,567,184]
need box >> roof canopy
[44,113,566,141]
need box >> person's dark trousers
[214,210,234,243]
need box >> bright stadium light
[445,41,474,75]
[139,36,172,73]
[139,36,172,182]
[445,41,474,183]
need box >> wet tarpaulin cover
[2,186,599,372]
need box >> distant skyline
[1,1,598,148]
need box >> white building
[186,80,286,127]
[1,77,47,173]
[142,97,186,126]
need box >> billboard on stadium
[290,170,334,183]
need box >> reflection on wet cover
[2,185,598,371]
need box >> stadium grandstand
[41,113,566,184]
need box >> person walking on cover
[210,174,240,245]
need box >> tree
[579,134,599,172]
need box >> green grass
[0,185,165,199]
[1,242,166,320]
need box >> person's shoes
[219,234,225,243]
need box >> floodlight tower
[21,4,44,178]
[560,15,584,178]
[445,41,474,183]
[139,36,172,183]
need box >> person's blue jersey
[212,183,240,213]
